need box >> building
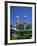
[16,16,19,31]
[24,16,27,31]
[15,15,31,31]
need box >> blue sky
[10,6,32,26]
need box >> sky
[10,6,32,26]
